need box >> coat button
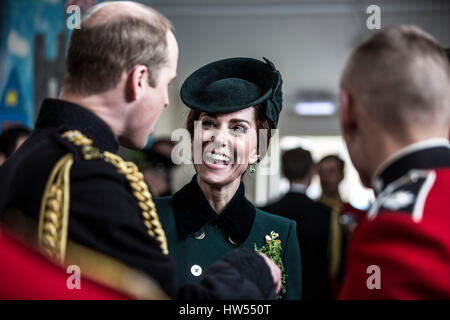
[228,236,238,245]
[193,231,205,240]
[190,264,202,277]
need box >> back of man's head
[63,1,173,95]
[340,25,450,140]
[282,147,314,183]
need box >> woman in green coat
[155,57,301,300]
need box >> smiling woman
[154,57,302,300]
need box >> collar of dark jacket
[35,98,119,153]
[373,144,450,195]
[172,174,255,244]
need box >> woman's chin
[196,162,241,187]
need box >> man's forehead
[320,159,340,168]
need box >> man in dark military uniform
[262,148,331,300]
[0,1,280,299]
[338,25,450,299]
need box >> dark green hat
[180,57,283,128]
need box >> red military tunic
[0,232,129,299]
[340,140,450,299]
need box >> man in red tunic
[338,25,450,299]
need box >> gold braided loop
[103,151,168,254]
[61,130,168,255]
[38,153,73,263]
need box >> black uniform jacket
[262,191,332,300]
[0,99,275,300]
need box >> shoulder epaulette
[38,153,73,263]
[368,169,436,223]
[38,130,168,265]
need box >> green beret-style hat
[180,57,283,128]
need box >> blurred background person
[317,154,366,297]
[142,138,176,197]
[319,155,366,232]
[0,125,30,166]
[262,147,332,300]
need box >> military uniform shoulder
[55,130,103,161]
[55,130,130,176]
[48,130,124,184]
[369,169,440,222]
[40,129,169,257]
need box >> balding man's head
[83,1,164,27]
[340,25,450,139]
[63,1,173,95]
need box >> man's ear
[126,65,149,102]
[339,89,357,139]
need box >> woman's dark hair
[186,105,272,161]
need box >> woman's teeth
[205,151,230,164]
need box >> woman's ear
[249,150,260,165]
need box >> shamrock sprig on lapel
[254,231,287,300]
[265,231,281,244]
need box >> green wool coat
[155,175,302,300]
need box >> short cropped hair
[340,25,450,136]
[282,147,314,181]
[63,2,173,94]
[319,154,345,174]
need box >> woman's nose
[210,130,227,147]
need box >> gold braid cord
[60,130,168,255]
[38,153,74,264]
[102,151,168,254]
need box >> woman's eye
[231,126,246,134]
[202,120,216,128]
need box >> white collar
[290,183,308,194]
[371,138,450,192]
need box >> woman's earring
[249,164,256,173]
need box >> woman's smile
[203,150,231,169]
